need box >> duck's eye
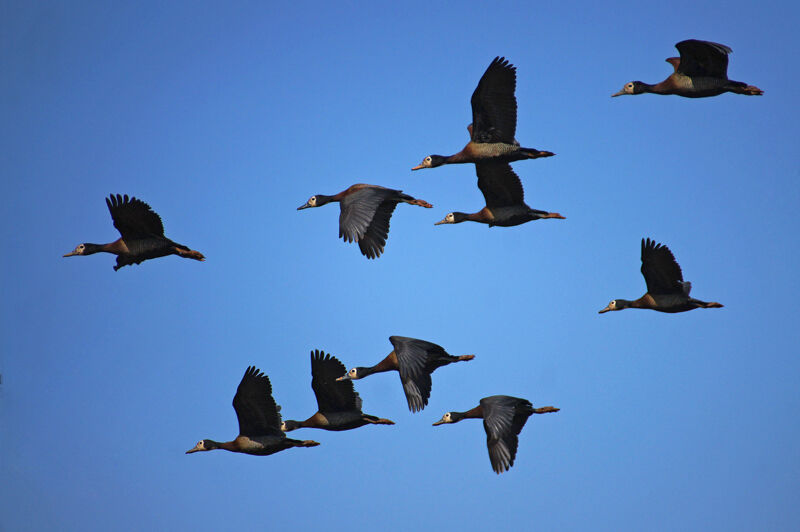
[627,83,633,88]
[425,157,431,163]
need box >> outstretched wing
[232,366,283,437]
[358,200,399,259]
[389,336,446,413]
[640,238,684,295]
[481,395,533,474]
[470,57,518,144]
[339,186,396,244]
[310,350,362,413]
[106,194,165,239]
[675,40,731,78]
[476,161,525,208]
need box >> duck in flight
[63,194,204,271]
[186,366,319,456]
[434,161,564,227]
[337,336,475,413]
[433,395,559,474]
[412,57,554,170]
[298,184,432,259]
[599,238,724,314]
[282,350,395,432]
[612,39,763,98]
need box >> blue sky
[2,1,799,530]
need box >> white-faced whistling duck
[336,336,475,413]
[599,238,724,314]
[281,350,395,432]
[434,161,565,227]
[63,194,205,271]
[612,40,764,98]
[412,57,554,171]
[297,184,432,259]
[433,395,559,474]
[186,366,319,456]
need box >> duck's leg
[173,247,206,261]
[690,298,724,309]
[363,415,395,425]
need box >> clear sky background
[2,1,799,530]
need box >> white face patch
[308,196,317,206]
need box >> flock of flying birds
[64,39,760,473]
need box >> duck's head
[63,243,100,257]
[336,367,365,381]
[185,439,218,454]
[434,212,468,225]
[412,155,447,171]
[612,81,647,97]
[432,411,466,425]
[297,194,332,210]
[598,299,631,313]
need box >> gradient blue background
[2,2,798,530]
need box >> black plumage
[337,336,475,413]
[282,350,394,432]
[412,57,554,170]
[186,366,319,456]
[435,161,565,227]
[612,39,763,98]
[297,184,432,259]
[63,194,205,270]
[433,395,560,474]
[599,238,724,314]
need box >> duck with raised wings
[599,238,724,314]
[186,366,319,456]
[63,194,204,271]
[612,40,763,98]
[412,57,553,170]
[434,161,564,227]
[282,350,395,432]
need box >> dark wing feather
[310,350,362,413]
[358,200,398,259]
[640,238,684,295]
[106,194,165,239]
[481,396,533,474]
[389,336,444,412]
[339,187,396,246]
[476,161,525,208]
[470,57,518,144]
[232,366,283,437]
[675,40,731,78]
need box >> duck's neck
[445,151,470,164]
[451,405,484,422]
[314,194,337,206]
[616,298,635,309]
[359,352,399,378]
[82,243,109,255]
[645,81,674,95]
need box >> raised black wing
[106,194,165,239]
[390,336,447,413]
[481,395,534,474]
[310,350,362,413]
[232,366,283,437]
[640,238,684,295]
[470,57,518,144]
[675,40,731,79]
[476,161,525,209]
